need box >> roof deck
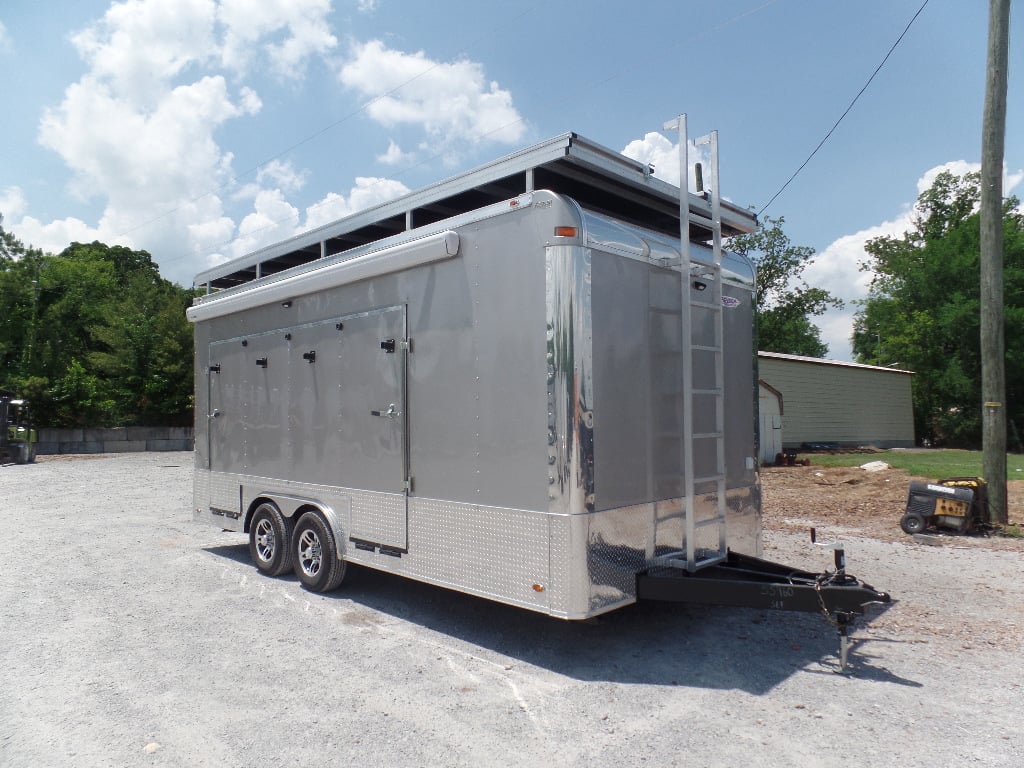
[194,132,758,292]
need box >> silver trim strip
[187,230,459,323]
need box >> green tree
[729,216,843,357]
[0,222,197,428]
[853,171,1024,447]
[0,216,46,379]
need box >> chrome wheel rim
[254,518,276,563]
[298,529,322,577]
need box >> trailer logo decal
[722,296,741,308]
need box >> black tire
[292,511,347,593]
[900,513,927,535]
[249,502,295,577]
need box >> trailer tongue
[638,542,891,670]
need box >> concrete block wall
[35,427,194,455]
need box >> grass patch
[1000,524,1024,539]
[798,449,1024,480]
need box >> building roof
[758,351,913,375]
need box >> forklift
[1,393,37,465]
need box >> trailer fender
[247,494,346,560]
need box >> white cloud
[202,175,411,266]
[71,0,218,105]
[0,20,11,52]
[1,187,28,221]
[808,161,1024,362]
[11,0,342,285]
[256,160,308,195]
[303,176,410,230]
[338,40,525,157]
[357,0,379,12]
[377,140,414,166]
[805,214,912,362]
[229,188,300,257]
[10,215,110,255]
[5,3,523,287]
[217,0,336,78]
[41,75,253,203]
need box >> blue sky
[1,0,1021,360]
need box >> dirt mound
[760,463,1024,548]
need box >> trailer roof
[194,132,758,291]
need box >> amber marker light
[532,583,546,592]
[553,226,577,237]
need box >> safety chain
[813,571,842,627]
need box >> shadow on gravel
[204,541,908,695]
[205,543,253,566]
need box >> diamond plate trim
[402,497,552,612]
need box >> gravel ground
[2,453,1022,767]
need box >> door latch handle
[208,409,221,419]
[370,403,398,419]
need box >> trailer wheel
[249,503,294,577]
[293,512,347,593]
[900,513,927,535]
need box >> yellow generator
[901,477,988,535]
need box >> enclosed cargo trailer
[188,128,887,640]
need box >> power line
[759,0,931,215]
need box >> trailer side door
[337,305,409,551]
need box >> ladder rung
[691,344,723,353]
[695,516,726,528]
[688,257,722,271]
[694,473,726,484]
[653,551,728,570]
[693,431,723,439]
[693,388,723,396]
[695,552,728,568]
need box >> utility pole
[980,0,1010,525]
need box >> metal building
[757,351,915,449]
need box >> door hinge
[403,477,414,492]
[401,338,413,353]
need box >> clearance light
[553,226,577,238]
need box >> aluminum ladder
[663,114,728,572]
